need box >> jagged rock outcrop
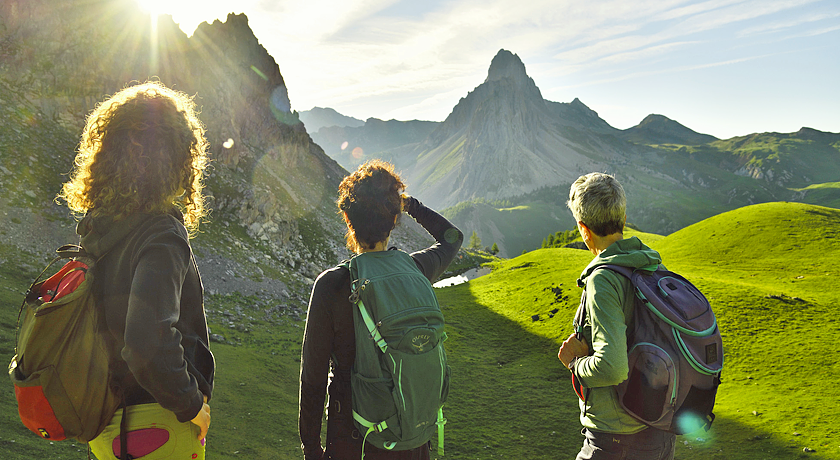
[0,0,355,296]
[402,49,633,208]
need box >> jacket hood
[577,236,661,286]
[77,208,182,257]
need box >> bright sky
[139,0,840,139]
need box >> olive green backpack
[9,244,120,443]
[341,250,450,458]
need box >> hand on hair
[400,194,409,212]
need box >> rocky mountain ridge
[307,49,837,255]
[299,107,365,133]
[0,0,433,302]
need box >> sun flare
[133,0,228,36]
[135,0,168,17]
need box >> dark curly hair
[337,160,405,253]
[58,81,209,234]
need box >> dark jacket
[299,197,463,460]
[78,209,214,423]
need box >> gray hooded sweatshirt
[78,209,214,423]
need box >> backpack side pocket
[10,363,81,441]
[617,342,677,428]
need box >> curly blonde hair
[337,160,405,253]
[58,82,209,234]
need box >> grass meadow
[1,201,838,459]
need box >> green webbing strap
[357,299,388,353]
[437,406,446,456]
[354,411,394,460]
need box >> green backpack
[342,250,450,458]
[9,244,121,443]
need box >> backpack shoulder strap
[343,255,386,353]
[598,264,635,280]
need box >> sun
[133,0,223,36]
[135,0,169,17]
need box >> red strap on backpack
[571,287,591,403]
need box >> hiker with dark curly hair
[299,160,463,460]
[59,81,214,460]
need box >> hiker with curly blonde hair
[299,160,463,460]
[59,81,214,460]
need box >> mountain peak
[638,114,671,126]
[485,49,528,83]
[622,113,717,145]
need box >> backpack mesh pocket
[618,343,676,424]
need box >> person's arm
[121,227,204,423]
[299,269,340,460]
[403,195,464,281]
[570,271,630,387]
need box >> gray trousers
[575,427,676,460]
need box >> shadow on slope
[435,244,838,459]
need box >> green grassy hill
[435,201,840,459]
[2,202,838,459]
[795,182,840,209]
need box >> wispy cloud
[738,10,840,36]
[548,50,789,91]
[161,0,839,134]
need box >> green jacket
[571,236,661,433]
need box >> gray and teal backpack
[573,264,723,435]
[341,250,450,458]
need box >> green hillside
[435,201,840,459]
[795,182,840,209]
[652,129,840,190]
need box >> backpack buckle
[348,279,369,304]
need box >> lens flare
[352,147,364,160]
[223,138,234,149]
[341,141,349,150]
[675,413,706,435]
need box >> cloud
[738,10,840,37]
[548,51,787,91]
[165,0,834,131]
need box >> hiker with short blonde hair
[559,172,676,460]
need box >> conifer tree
[468,231,482,250]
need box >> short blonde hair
[567,172,626,236]
[58,82,209,234]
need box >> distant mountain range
[306,50,840,256]
[4,0,836,261]
[299,107,365,133]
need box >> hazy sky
[139,0,839,139]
